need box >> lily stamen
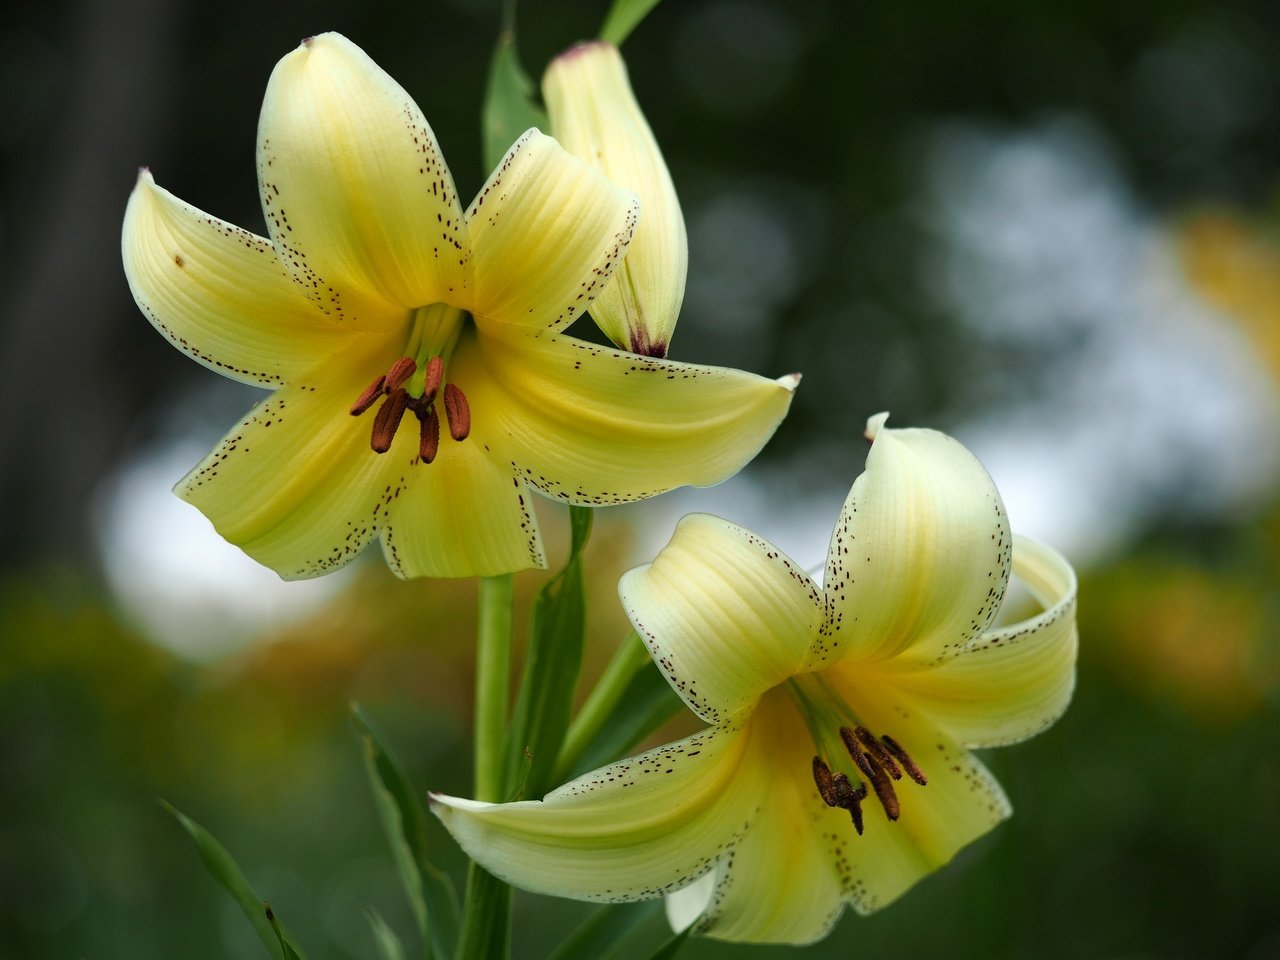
[422,355,444,407]
[882,734,928,786]
[811,757,868,835]
[384,355,417,391]
[853,726,903,781]
[370,388,409,453]
[443,382,471,440]
[350,375,386,416]
[419,405,441,463]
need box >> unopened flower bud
[543,41,686,359]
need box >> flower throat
[788,676,928,836]
[349,303,470,464]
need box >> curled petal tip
[300,35,314,47]
[777,372,802,391]
[136,165,152,182]
[864,411,890,441]
[552,39,615,65]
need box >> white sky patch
[94,431,353,660]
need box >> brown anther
[812,757,838,806]
[863,752,901,821]
[419,405,441,463]
[384,355,417,392]
[838,778,867,835]
[843,728,876,781]
[443,382,471,441]
[350,375,386,416]
[881,735,928,786]
[370,389,409,453]
[855,726,902,780]
[422,356,444,406]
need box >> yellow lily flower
[121,33,796,580]
[432,413,1078,943]
[543,41,686,358]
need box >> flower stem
[456,574,515,960]
[552,630,652,784]
[474,573,514,802]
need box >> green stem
[474,574,514,802]
[552,630,651,784]
[456,575,515,960]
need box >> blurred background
[2,0,1279,956]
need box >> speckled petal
[176,333,405,580]
[378,397,546,578]
[465,129,638,333]
[544,42,686,356]
[819,414,1011,669]
[619,514,822,724]
[257,33,471,320]
[878,536,1078,748]
[670,692,848,944]
[431,717,761,903]
[808,667,1012,914]
[458,327,798,506]
[122,171,357,387]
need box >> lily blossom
[432,413,1078,942]
[543,41,686,358]
[121,33,796,580]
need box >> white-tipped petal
[432,719,760,903]
[122,172,355,386]
[544,42,686,356]
[257,33,470,319]
[620,514,822,724]
[465,129,638,333]
[880,536,1079,747]
[820,416,1011,668]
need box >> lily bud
[543,41,686,358]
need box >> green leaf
[161,802,306,960]
[600,0,664,46]
[571,657,684,778]
[505,506,593,798]
[547,902,660,960]
[352,706,461,960]
[366,908,408,960]
[482,3,548,172]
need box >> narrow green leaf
[505,506,593,798]
[161,801,302,960]
[646,928,692,960]
[367,908,409,960]
[266,903,307,960]
[482,3,548,173]
[572,658,684,778]
[352,706,461,960]
[547,902,660,960]
[600,0,664,46]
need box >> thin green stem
[456,575,516,960]
[473,574,514,802]
[552,630,651,784]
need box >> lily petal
[676,692,848,944]
[878,535,1079,747]
[122,171,355,386]
[257,32,470,319]
[544,42,686,357]
[465,129,638,333]
[378,418,545,578]
[176,333,404,580]
[431,718,759,902]
[810,673,1012,913]
[820,413,1011,668]
[459,327,799,505]
[619,514,822,724]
